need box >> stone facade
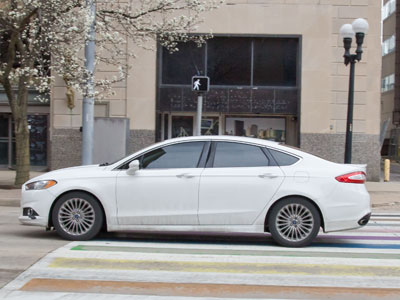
[50,128,155,170]
[50,129,82,170]
[128,130,156,154]
[301,133,381,181]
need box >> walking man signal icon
[192,76,209,92]
[193,79,201,90]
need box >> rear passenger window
[268,149,299,166]
[213,142,270,168]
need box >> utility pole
[191,76,210,136]
[82,0,96,165]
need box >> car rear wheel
[52,192,103,241]
[268,198,320,247]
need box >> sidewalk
[1,170,400,211]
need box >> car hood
[24,165,104,184]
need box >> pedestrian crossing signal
[192,76,209,92]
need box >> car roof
[161,135,280,146]
[109,135,324,169]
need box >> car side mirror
[126,160,140,175]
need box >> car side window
[213,142,270,168]
[268,148,299,166]
[140,142,205,169]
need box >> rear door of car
[198,141,285,225]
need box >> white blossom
[0,0,224,100]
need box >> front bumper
[19,188,55,228]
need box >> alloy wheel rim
[58,198,95,236]
[275,203,314,242]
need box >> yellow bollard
[384,159,390,182]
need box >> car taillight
[335,171,366,184]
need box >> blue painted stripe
[312,243,400,250]
[97,238,400,250]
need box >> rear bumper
[322,182,371,233]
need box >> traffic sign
[192,76,209,92]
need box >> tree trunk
[2,26,33,187]
[6,80,31,187]
[13,114,30,186]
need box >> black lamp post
[339,18,369,164]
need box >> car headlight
[25,180,57,191]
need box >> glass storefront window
[161,42,205,85]
[28,115,47,166]
[225,117,286,142]
[207,37,251,86]
[161,36,298,87]
[253,38,297,86]
[172,116,193,138]
[0,114,48,167]
[201,117,219,135]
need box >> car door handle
[176,173,195,179]
[258,173,279,179]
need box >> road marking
[71,244,400,260]
[20,278,400,299]
[2,214,400,299]
[49,257,400,277]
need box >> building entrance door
[0,114,14,168]
[0,114,48,169]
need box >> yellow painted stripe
[49,257,400,277]
[20,278,400,299]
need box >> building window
[382,0,396,20]
[225,116,286,142]
[382,34,395,56]
[253,38,297,86]
[382,74,395,93]
[207,37,252,86]
[161,42,205,85]
[161,36,298,87]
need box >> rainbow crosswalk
[1,213,400,300]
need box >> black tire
[268,197,320,247]
[52,191,103,241]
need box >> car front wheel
[268,198,320,247]
[52,192,103,241]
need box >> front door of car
[198,141,285,225]
[116,141,207,225]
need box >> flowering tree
[0,0,222,185]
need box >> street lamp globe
[340,24,355,39]
[352,18,369,34]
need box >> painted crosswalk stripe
[71,244,400,260]
[19,278,400,300]
[2,215,400,299]
[48,257,400,277]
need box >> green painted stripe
[50,257,400,277]
[71,245,400,260]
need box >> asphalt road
[0,206,67,288]
[1,203,400,299]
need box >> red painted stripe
[21,279,400,299]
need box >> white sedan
[19,136,371,247]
